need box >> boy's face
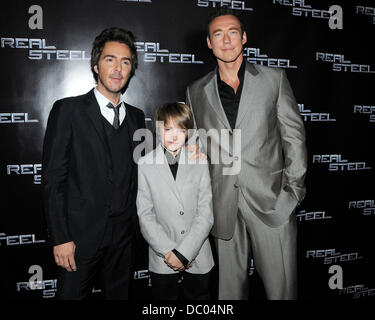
[160,119,187,154]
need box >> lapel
[235,62,260,128]
[175,146,189,200]
[85,89,139,154]
[203,68,232,130]
[123,103,138,153]
[202,62,260,130]
[155,144,184,206]
[84,89,111,156]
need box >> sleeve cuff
[172,249,189,268]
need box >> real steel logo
[0,112,39,124]
[135,42,203,64]
[16,279,58,299]
[0,232,46,246]
[353,105,375,123]
[134,269,152,286]
[296,210,333,222]
[243,47,297,69]
[0,37,89,61]
[356,6,375,24]
[348,200,375,216]
[339,284,375,299]
[298,104,336,122]
[197,0,253,11]
[272,0,332,19]
[16,269,152,298]
[306,249,363,265]
[6,164,42,184]
[312,155,371,171]
[316,52,375,73]
[16,279,101,298]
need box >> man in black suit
[42,27,146,300]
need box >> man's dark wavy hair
[206,7,245,38]
[90,27,138,83]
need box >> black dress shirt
[217,59,246,130]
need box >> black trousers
[149,270,211,300]
[56,216,133,300]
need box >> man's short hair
[155,102,194,131]
[90,27,138,82]
[207,7,245,38]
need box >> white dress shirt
[94,88,126,126]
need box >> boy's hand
[187,259,195,269]
[185,144,207,161]
[164,251,185,271]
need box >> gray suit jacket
[136,144,214,274]
[186,62,307,237]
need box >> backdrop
[1,0,374,300]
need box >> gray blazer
[186,62,307,237]
[136,144,214,274]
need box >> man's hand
[185,144,207,161]
[164,251,185,271]
[53,241,77,272]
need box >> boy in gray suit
[136,102,214,300]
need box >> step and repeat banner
[0,0,374,300]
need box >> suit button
[181,230,185,235]
[179,211,184,215]
[234,183,239,188]
[234,156,239,161]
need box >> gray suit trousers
[216,191,297,300]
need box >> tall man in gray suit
[186,8,307,300]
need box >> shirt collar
[163,146,181,165]
[94,87,126,109]
[217,58,246,84]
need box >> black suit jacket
[42,89,146,257]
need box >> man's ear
[206,36,212,49]
[242,31,247,45]
[93,64,99,74]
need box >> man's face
[94,41,132,96]
[207,14,247,63]
[160,119,187,154]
